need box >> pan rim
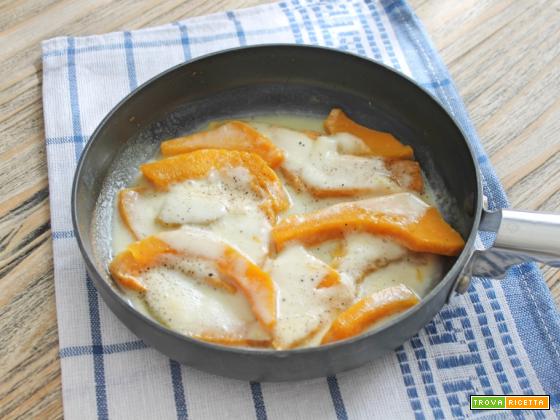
[71,43,482,357]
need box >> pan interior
[91,84,468,296]
[74,47,479,333]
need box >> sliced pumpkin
[109,226,276,331]
[303,129,322,140]
[140,149,290,220]
[321,284,419,344]
[324,108,414,159]
[117,187,167,240]
[190,334,271,348]
[118,188,143,239]
[109,236,175,292]
[217,247,277,330]
[271,193,465,256]
[316,267,341,289]
[160,121,284,167]
[385,160,424,193]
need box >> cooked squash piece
[303,129,322,140]
[190,334,271,348]
[118,188,143,239]
[161,121,284,167]
[217,247,277,330]
[109,226,276,331]
[109,236,174,292]
[271,193,465,256]
[140,149,290,220]
[316,268,341,289]
[386,160,424,193]
[118,187,167,239]
[324,108,414,159]
[321,284,419,344]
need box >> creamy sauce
[111,115,445,348]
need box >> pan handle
[454,208,560,293]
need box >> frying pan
[72,45,560,381]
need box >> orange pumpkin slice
[118,188,143,239]
[160,121,284,167]
[110,236,174,292]
[324,108,414,159]
[316,268,341,289]
[321,284,419,344]
[118,187,168,239]
[386,160,424,193]
[303,129,322,140]
[271,193,465,256]
[109,226,276,331]
[189,335,271,348]
[140,149,290,221]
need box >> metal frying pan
[72,45,560,381]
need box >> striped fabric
[41,1,560,419]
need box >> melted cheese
[207,210,270,265]
[359,254,443,299]
[336,233,408,284]
[330,132,372,155]
[268,245,353,349]
[117,168,270,263]
[159,181,228,225]
[144,263,269,341]
[253,124,399,195]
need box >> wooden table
[0,0,558,417]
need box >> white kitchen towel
[42,0,560,419]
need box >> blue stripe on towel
[353,1,382,60]
[46,135,87,145]
[396,345,424,419]
[250,382,268,420]
[309,4,334,46]
[291,0,318,43]
[123,31,138,91]
[279,2,304,43]
[327,376,348,420]
[174,22,192,61]
[226,11,247,45]
[67,38,85,161]
[86,275,109,420]
[365,0,401,70]
[52,230,75,240]
[60,340,147,358]
[170,360,188,420]
[410,335,444,419]
[68,36,108,420]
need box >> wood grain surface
[0,0,558,418]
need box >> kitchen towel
[42,0,560,418]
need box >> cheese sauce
[111,115,444,348]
